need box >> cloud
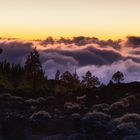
[129,50,140,55]
[40,51,78,78]
[0,36,140,83]
[77,59,140,83]
[40,36,121,50]
[122,36,140,48]
[44,46,124,66]
[0,39,33,64]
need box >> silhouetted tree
[72,70,80,89]
[60,71,80,89]
[0,60,24,90]
[112,71,124,84]
[60,71,74,84]
[73,69,79,80]
[81,71,100,89]
[24,47,44,90]
[55,70,60,80]
[10,63,24,88]
[108,80,114,86]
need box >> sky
[0,0,140,83]
[0,0,140,39]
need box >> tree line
[0,47,124,93]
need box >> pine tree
[24,47,44,90]
[55,70,60,80]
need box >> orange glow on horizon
[0,0,140,41]
[0,33,139,41]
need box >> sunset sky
[0,0,140,40]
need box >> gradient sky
[0,0,140,40]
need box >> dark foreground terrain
[0,82,140,140]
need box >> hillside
[0,82,140,140]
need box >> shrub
[125,95,136,104]
[64,102,81,110]
[109,100,129,117]
[76,95,86,101]
[1,113,30,140]
[30,110,52,121]
[112,113,140,128]
[92,103,110,113]
[71,113,81,120]
[84,111,111,121]
[122,135,140,140]
[80,117,115,139]
[36,97,46,104]
[0,93,12,101]
[25,99,39,106]
[116,122,138,137]
[29,110,52,135]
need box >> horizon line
[0,35,135,41]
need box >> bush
[25,99,39,106]
[115,122,138,137]
[37,97,46,103]
[92,103,110,113]
[109,100,129,117]
[29,110,52,135]
[124,95,136,104]
[64,102,81,110]
[80,117,115,139]
[1,113,30,140]
[122,135,140,140]
[76,95,86,101]
[84,111,111,121]
[112,113,140,128]
[71,113,81,120]
[30,110,52,121]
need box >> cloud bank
[0,36,140,84]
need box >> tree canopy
[24,47,44,90]
[81,71,100,89]
[112,71,124,83]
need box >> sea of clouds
[0,36,140,84]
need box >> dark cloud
[129,50,140,55]
[40,52,77,65]
[40,36,121,50]
[40,37,55,46]
[0,40,33,64]
[124,36,140,48]
[45,46,124,66]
